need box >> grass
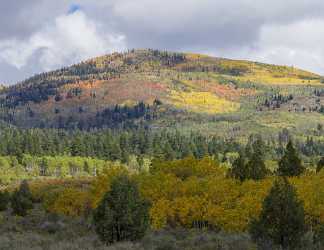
[0,205,258,250]
[0,204,321,250]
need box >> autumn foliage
[14,155,324,236]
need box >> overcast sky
[1,0,324,84]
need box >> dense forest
[0,127,323,168]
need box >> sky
[1,0,324,84]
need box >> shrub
[50,188,91,217]
[93,174,150,244]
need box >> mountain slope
[0,49,323,137]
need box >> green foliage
[0,190,10,211]
[245,149,267,181]
[11,180,34,216]
[278,141,305,177]
[229,154,247,182]
[245,137,268,180]
[250,177,306,249]
[230,138,268,181]
[93,175,150,244]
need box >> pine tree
[93,175,150,244]
[250,178,306,249]
[246,148,267,180]
[229,154,248,182]
[0,190,10,211]
[71,135,85,156]
[163,141,175,161]
[278,140,305,177]
[11,180,34,216]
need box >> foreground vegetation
[1,139,324,249]
[0,207,255,250]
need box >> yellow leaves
[150,196,210,229]
[31,158,324,233]
[150,198,171,229]
[291,175,324,225]
[237,75,321,86]
[138,172,181,203]
[47,188,90,217]
[169,90,240,114]
[205,178,239,205]
[208,206,245,232]
[173,196,208,227]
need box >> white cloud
[212,19,324,74]
[253,19,324,74]
[0,9,126,71]
[2,0,324,83]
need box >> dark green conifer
[0,190,10,211]
[93,175,150,244]
[229,154,248,182]
[278,140,305,177]
[11,180,34,216]
[250,178,306,249]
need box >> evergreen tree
[229,154,248,182]
[109,141,122,161]
[250,178,306,249]
[243,139,268,180]
[71,135,85,156]
[278,141,305,177]
[246,149,267,180]
[0,190,10,211]
[245,134,266,159]
[11,180,34,216]
[163,141,175,161]
[93,175,150,244]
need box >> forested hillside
[0,49,322,139]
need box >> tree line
[0,127,322,165]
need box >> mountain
[0,49,323,139]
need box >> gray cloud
[1,0,324,84]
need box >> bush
[93,174,150,244]
[50,188,91,217]
[11,180,34,216]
